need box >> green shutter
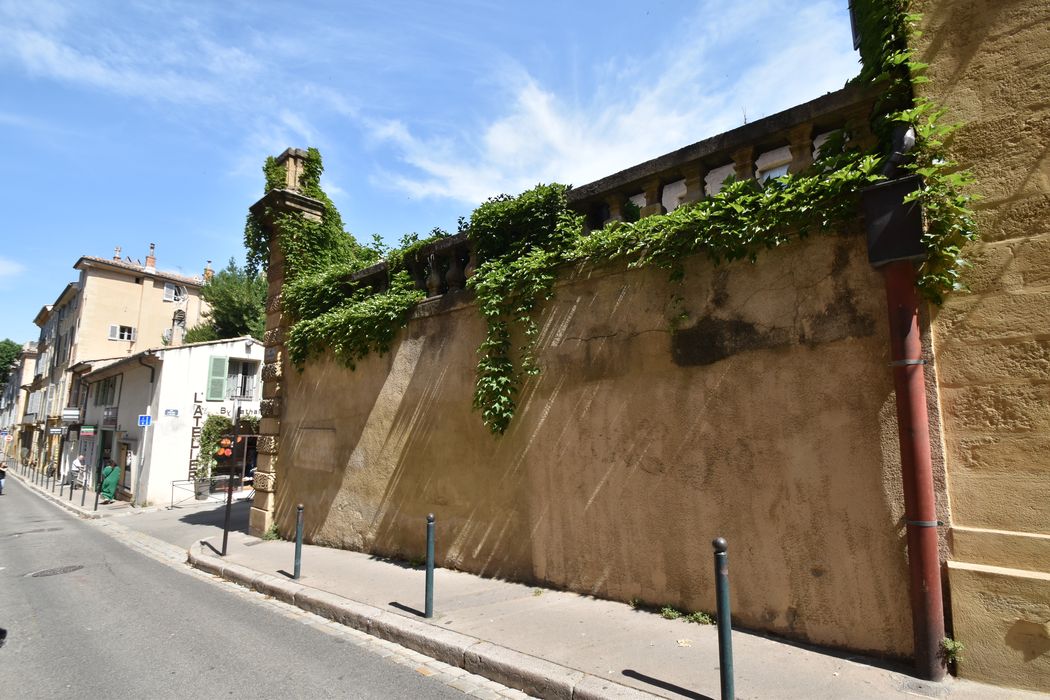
[206,356,228,401]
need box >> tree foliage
[0,338,21,384]
[192,258,267,341]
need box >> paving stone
[449,677,480,693]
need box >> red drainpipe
[882,259,946,681]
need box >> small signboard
[81,425,97,437]
[164,409,179,417]
[48,427,63,435]
[137,414,152,427]
[4,435,12,442]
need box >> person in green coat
[99,460,120,503]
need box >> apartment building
[24,244,209,474]
[0,341,39,461]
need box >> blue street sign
[138,414,152,427]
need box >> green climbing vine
[245,0,977,435]
[573,145,883,278]
[849,0,978,303]
[244,148,378,280]
[196,414,233,480]
[465,184,583,433]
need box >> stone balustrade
[286,84,877,307]
[347,233,475,299]
[566,82,879,231]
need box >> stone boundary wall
[270,227,915,658]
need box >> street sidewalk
[4,459,250,520]
[10,463,1046,699]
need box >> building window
[227,359,258,400]
[93,375,120,406]
[108,325,136,341]
[163,283,186,302]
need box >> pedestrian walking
[0,462,6,495]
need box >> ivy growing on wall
[849,0,978,303]
[246,0,978,434]
[465,184,583,433]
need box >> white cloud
[0,2,268,105]
[366,0,859,203]
[0,257,25,279]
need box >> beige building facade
[914,0,1050,691]
[0,341,39,461]
[24,245,208,477]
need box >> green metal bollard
[425,513,435,618]
[293,504,304,580]
[713,537,734,700]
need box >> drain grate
[28,565,84,578]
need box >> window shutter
[206,356,228,401]
[109,324,118,340]
[130,327,137,342]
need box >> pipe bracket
[890,359,927,366]
[906,520,943,527]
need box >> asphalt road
[0,477,466,699]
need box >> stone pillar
[732,146,756,181]
[604,194,625,223]
[247,148,322,538]
[844,107,877,152]
[788,123,814,174]
[681,163,708,205]
[640,178,666,218]
[278,148,311,190]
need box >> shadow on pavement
[389,601,425,618]
[178,500,251,533]
[621,669,714,700]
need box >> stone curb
[187,548,657,700]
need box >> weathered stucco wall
[274,230,914,657]
[915,0,1050,690]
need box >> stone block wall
[916,0,1050,690]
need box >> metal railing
[169,475,245,509]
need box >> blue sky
[0,0,860,345]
